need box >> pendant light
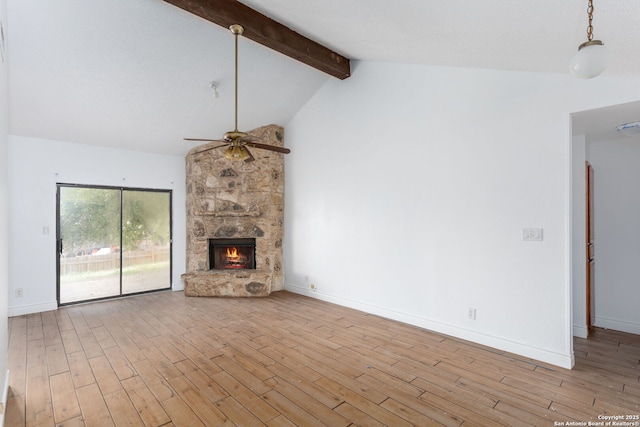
[570,0,610,79]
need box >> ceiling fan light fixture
[183,23,290,160]
[571,0,609,79]
[616,121,640,136]
[223,144,250,160]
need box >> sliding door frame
[56,183,173,306]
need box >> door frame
[585,162,594,336]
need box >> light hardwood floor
[5,290,640,426]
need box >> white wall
[0,0,9,419]
[588,137,640,334]
[7,136,186,316]
[284,60,640,368]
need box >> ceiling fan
[185,24,291,162]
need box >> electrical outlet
[468,307,476,320]
[15,288,23,298]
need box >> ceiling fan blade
[244,147,255,163]
[184,138,225,142]
[192,144,229,155]
[245,142,291,154]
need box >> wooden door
[586,162,595,335]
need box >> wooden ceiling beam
[162,0,351,79]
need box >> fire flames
[226,246,240,260]
[223,246,248,269]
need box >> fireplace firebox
[209,238,256,270]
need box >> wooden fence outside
[60,247,170,275]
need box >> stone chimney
[182,124,284,297]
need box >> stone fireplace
[182,124,284,297]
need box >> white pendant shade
[570,41,610,79]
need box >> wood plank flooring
[5,290,640,426]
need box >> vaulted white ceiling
[7,0,640,155]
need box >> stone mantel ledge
[192,211,262,217]
[182,270,272,297]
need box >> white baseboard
[285,284,574,369]
[8,301,58,317]
[0,370,9,427]
[595,316,640,335]
[573,325,588,339]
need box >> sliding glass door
[57,185,172,305]
[121,190,171,295]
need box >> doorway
[572,100,640,338]
[57,184,172,305]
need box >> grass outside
[61,261,170,282]
[60,261,171,303]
